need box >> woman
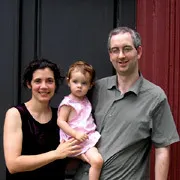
[3,58,81,180]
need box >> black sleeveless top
[6,103,68,180]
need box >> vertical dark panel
[34,0,42,58]
[39,0,114,107]
[115,0,136,29]
[0,0,21,179]
[137,0,180,179]
[20,0,38,103]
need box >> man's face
[109,32,142,76]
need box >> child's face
[68,70,92,99]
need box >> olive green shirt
[74,75,179,180]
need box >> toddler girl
[57,60,103,180]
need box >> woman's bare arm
[3,107,81,174]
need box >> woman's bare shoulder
[4,107,21,125]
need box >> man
[74,27,179,180]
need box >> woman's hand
[54,138,82,159]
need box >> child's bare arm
[57,105,88,142]
[57,105,77,138]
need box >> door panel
[20,0,115,107]
[40,0,114,106]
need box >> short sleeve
[151,97,179,148]
[58,96,82,115]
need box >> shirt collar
[107,73,143,96]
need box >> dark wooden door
[0,0,135,179]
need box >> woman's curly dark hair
[23,58,64,93]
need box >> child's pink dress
[59,95,101,156]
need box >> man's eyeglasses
[109,46,133,55]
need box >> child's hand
[75,132,88,142]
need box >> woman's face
[27,68,56,103]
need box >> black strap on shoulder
[15,104,27,119]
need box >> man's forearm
[155,146,170,180]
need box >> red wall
[136,0,180,179]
